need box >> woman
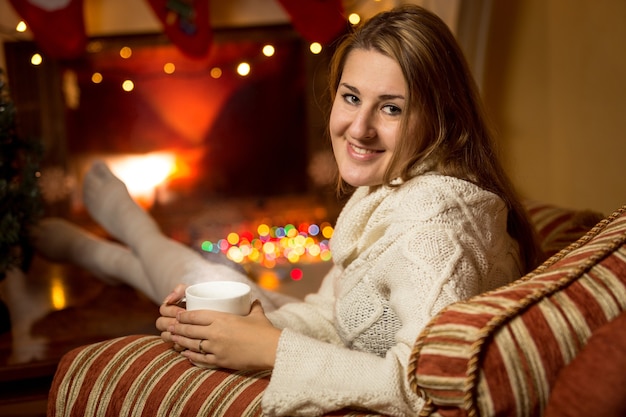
[159,5,540,415]
[36,5,539,416]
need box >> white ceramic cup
[184,281,251,315]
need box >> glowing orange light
[210,67,222,78]
[163,62,175,74]
[258,271,280,290]
[105,152,176,207]
[50,266,67,310]
[120,46,132,59]
[263,258,276,269]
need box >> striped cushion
[542,310,626,416]
[408,205,626,417]
[524,200,604,258]
[48,334,383,417]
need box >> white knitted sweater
[263,171,522,416]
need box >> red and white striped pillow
[409,205,626,417]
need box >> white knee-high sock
[82,160,161,248]
[32,218,164,302]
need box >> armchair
[48,201,626,416]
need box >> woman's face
[330,49,407,187]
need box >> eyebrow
[339,82,405,101]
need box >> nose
[348,108,376,140]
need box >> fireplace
[4,25,334,210]
[4,27,340,285]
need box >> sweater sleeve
[266,265,344,345]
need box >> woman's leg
[33,218,160,301]
[80,161,297,309]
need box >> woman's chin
[340,174,383,188]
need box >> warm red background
[65,28,308,198]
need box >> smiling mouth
[350,143,382,155]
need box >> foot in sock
[82,160,161,247]
[32,217,144,286]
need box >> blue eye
[342,93,359,105]
[383,104,402,116]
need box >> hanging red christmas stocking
[277,0,346,45]
[145,0,212,58]
[9,0,87,60]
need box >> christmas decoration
[0,68,43,279]
[198,220,334,269]
[145,0,212,58]
[9,0,87,60]
[8,0,347,60]
[277,0,346,44]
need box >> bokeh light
[210,67,222,79]
[30,53,43,66]
[290,268,303,281]
[163,62,175,74]
[200,220,334,269]
[120,46,132,59]
[349,13,361,25]
[122,79,134,92]
[258,271,280,290]
[309,42,322,54]
[262,45,275,57]
[237,62,251,76]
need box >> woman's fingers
[170,332,210,356]
[183,349,219,368]
[156,304,185,331]
[162,284,187,305]
[169,318,213,341]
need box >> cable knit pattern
[263,171,522,416]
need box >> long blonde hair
[328,4,540,273]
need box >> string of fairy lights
[192,218,335,290]
[12,12,365,89]
[200,220,334,268]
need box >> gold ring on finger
[199,339,207,354]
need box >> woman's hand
[169,299,281,371]
[156,284,187,351]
